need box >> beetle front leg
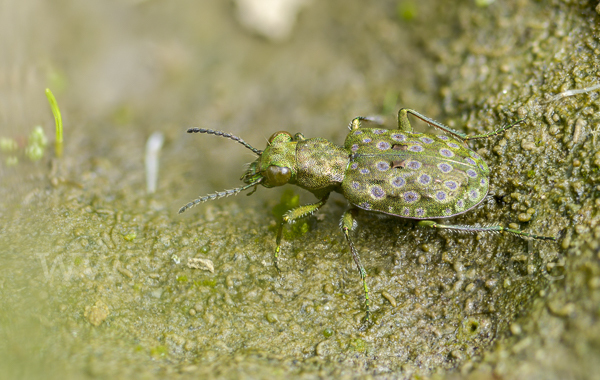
[274,194,330,271]
[340,208,370,322]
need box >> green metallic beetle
[179,108,556,321]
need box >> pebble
[575,224,588,235]
[588,277,600,289]
[510,323,522,335]
[323,283,334,295]
[381,291,397,307]
[450,349,464,360]
[547,301,576,317]
[572,118,587,144]
[453,261,464,273]
[521,140,536,151]
[84,300,110,326]
[485,278,497,289]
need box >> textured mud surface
[1,1,599,379]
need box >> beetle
[179,108,556,321]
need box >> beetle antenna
[187,128,262,155]
[178,177,263,214]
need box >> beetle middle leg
[275,194,330,271]
[340,208,371,322]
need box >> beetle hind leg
[418,220,556,241]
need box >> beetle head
[242,131,296,188]
[179,128,297,214]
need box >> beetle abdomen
[341,128,489,219]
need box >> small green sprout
[45,88,63,158]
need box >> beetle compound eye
[265,165,291,186]
[268,131,292,144]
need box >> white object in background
[235,0,311,41]
[145,132,164,194]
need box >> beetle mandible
[179,108,556,321]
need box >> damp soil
[1,1,599,379]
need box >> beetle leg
[398,108,468,138]
[398,108,525,143]
[418,220,556,241]
[397,108,415,132]
[462,118,525,141]
[274,194,330,271]
[293,133,306,141]
[348,116,385,131]
[340,208,371,322]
